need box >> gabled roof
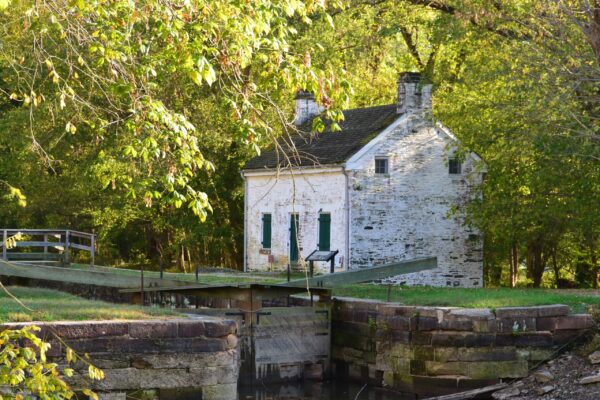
[244,104,399,170]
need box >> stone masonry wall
[1,318,239,400]
[347,112,483,287]
[331,298,593,398]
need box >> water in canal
[237,381,417,400]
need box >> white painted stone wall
[244,168,348,273]
[346,111,484,287]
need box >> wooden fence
[1,229,95,267]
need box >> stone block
[553,329,583,345]
[433,347,458,362]
[536,317,556,331]
[413,307,454,319]
[204,320,237,337]
[425,361,469,376]
[448,308,494,320]
[51,322,129,339]
[383,316,411,331]
[412,345,434,361]
[535,305,570,317]
[177,320,205,337]
[495,307,539,319]
[496,332,554,347]
[412,332,432,345]
[554,315,593,330]
[388,330,411,343]
[439,318,473,331]
[417,317,439,331]
[472,319,495,333]
[128,352,236,369]
[376,353,410,374]
[467,360,528,379]
[431,332,467,347]
[128,322,178,339]
[435,346,516,362]
[464,333,496,347]
[391,306,419,317]
[496,318,537,333]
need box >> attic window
[375,157,389,174]
[449,158,462,175]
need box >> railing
[1,229,95,267]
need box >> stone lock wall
[1,318,239,400]
[331,298,593,398]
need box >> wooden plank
[6,253,62,260]
[423,383,508,400]
[282,257,437,288]
[68,231,93,239]
[120,283,330,300]
[0,260,189,288]
[13,241,65,247]
[70,243,92,251]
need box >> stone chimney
[397,72,432,114]
[294,90,321,125]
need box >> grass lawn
[332,285,600,313]
[0,286,177,323]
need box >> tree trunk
[526,240,545,288]
[551,248,560,288]
[510,243,518,288]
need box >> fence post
[90,232,95,268]
[2,230,6,261]
[43,234,48,256]
[140,264,145,306]
[64,230,70,266]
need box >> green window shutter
[262,214,271,248]
[318,213,331,251]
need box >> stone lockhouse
[242,73,484,287]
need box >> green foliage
[0,0,350,219]
[0,324,105,399]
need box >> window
[375,157,389,174]
[449,158,462,175]
[318,213,331,251]
[261,213,271,249]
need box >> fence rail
[1,229,95,267]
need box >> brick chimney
[294,90,321,125]
[397,72,432,114]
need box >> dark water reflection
[238,381,417,400]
